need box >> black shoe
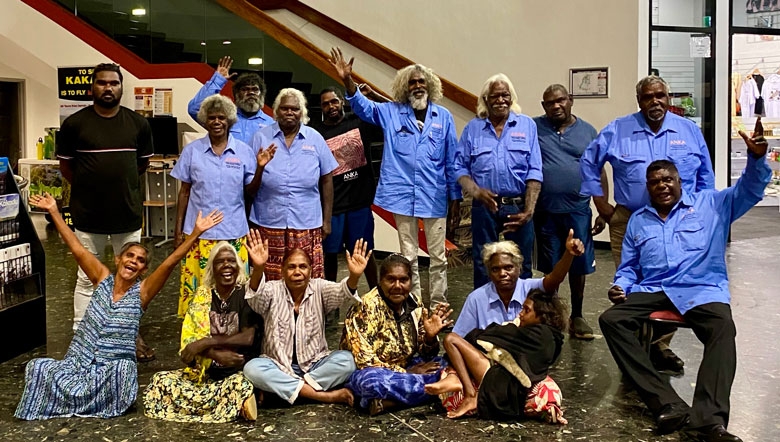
[683,425,742,442]
[651,346,685,374]
[655,403,690,434]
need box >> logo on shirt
[225,157,242,169]
[510,132,527,143]
[431,123,443,129]
[669,139,687,146]
[680,207,697,221]
[302,145,316,152]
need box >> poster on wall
[154,88,173,116]
[57,66,94,124]
[134,87,154,117]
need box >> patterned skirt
[178,238,247,318]
[143,370,254,423]
[259,227,323,281]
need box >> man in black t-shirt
[311,87,383,289]
[56,63,155,360]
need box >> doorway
[0,81,23,169]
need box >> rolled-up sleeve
[244,275,273,315]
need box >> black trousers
[599,292,736,429]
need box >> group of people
[11,46,768,442]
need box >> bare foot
[447,394,477,419]
[319,388,354,406]
[425,375,463,395]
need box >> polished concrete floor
[0,209,778,442]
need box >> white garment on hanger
[761,74,780,118]
[739,78,760,117]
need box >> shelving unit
[143,157,178,247]
[730,126,780,208]
[0,158,46,363]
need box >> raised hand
[358,83,374,97]
[28,193,58,214]
[565,229,585,256]
[608,285,626,304]
[257,143,277,168]
[193,209,223,235]
[422,303,454,339]
[329,47,354,82]
[738,116,769,158]
[216,56,236,81]
[346,238,372,277]
[246,228,269,267]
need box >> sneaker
[570,317,595,340]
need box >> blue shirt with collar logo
[249,122,338,229]
[171,134,256,240]
[453,112,544,197]
[580,112,715,212]
[188,72,274,145]
[452,277,545,336]
[346,90,460,218]
[614,155,771,314]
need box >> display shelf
[143,159,178,247]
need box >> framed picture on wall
[569,67,609,98]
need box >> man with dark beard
[310,86,383,291]
[188,56,273,144]
[56,63,155,361]
[329,48,460,309]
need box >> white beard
[409,92,428,110]
[237,98,261,114]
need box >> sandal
[241,393,258,421]
[135,335,156,363]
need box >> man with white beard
[188,56,273,144]
[329,47,460,309]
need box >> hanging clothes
[761,73,780,118]
[754,73,765,116]
[739,77,760,117]
[732,72,743,116]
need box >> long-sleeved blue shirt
[580,112,715,212]
[188,72,274,146]
[614,154,771,314]
[346,90,460,218]
[453,112,543,197]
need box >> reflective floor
[0,208,778,442]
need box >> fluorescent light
[222,40,231,45]
[131,8,146,16]
[248,57,263,65]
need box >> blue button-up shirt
[534,116,597,213]
[452,278,545,336]
[453,112,543,198]
[346,90,460,218]
[249,123,339,229]
[580,112,715,212]
[171,134,256,240]
[188,72,274,145]
[614,155,771,314]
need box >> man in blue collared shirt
[534,84,598,340]
[599,127,770,442]
[329,48,459,307]
[453,74,543,288]
[188,56,274,145]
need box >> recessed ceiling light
[222,40,231,45]
[248,57,263,65]
[131,8,146,16]
[200,41,206,46]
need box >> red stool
[639,310,690,353]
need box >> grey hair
[197,94,238,127]
[272,88,310,124]
[390,64,443,103]
[201,242,248,289]
[635,75,670,96]
[476,73,522,118]
[481,240,523,271]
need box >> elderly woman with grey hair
[451,232,584,337]
[249,88,338,280]
[172,94,276,317]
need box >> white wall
[0,0,206,159]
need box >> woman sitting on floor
[425,289,567,421]
[342,254,454,416]
[143,235,267,422]
[15,194,222,420]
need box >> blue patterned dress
[15,275,142,420]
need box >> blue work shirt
[346,90,460,218]
[614,155,771,314]
[452,278,545,336]
[453,112,544,198]
[188,72,274,145]
[171,134,256,240]
[249,122,338,229]
[534,115,597,213]
[580,112,715,212]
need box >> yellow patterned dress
[178,238,248,318]
[144,285,261,423]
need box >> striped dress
[15,275,142,420]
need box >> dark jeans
[471,199,533,288]
[599,292,736,430]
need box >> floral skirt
[143,370,253,423]
[178,238,247,318]
[258,227,323,281]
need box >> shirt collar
[632,111,679,135]
[487,280,524,306]
[399,103,439,117]
[481,112,520,131]
[203,134,236,154]
[636,189,694,217]
[271,122,307,140]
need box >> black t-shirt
[56,106,154,233]
[311,114,382,214]
[207,286,263,380]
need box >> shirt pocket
[667,149,701,190]
[506,139,531,177]
[634,225,664,270]
[427,128,445,161]
[393,124,415,157]
[674,219,706,251]
[616,154,647,184]
[470,146,493,181]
